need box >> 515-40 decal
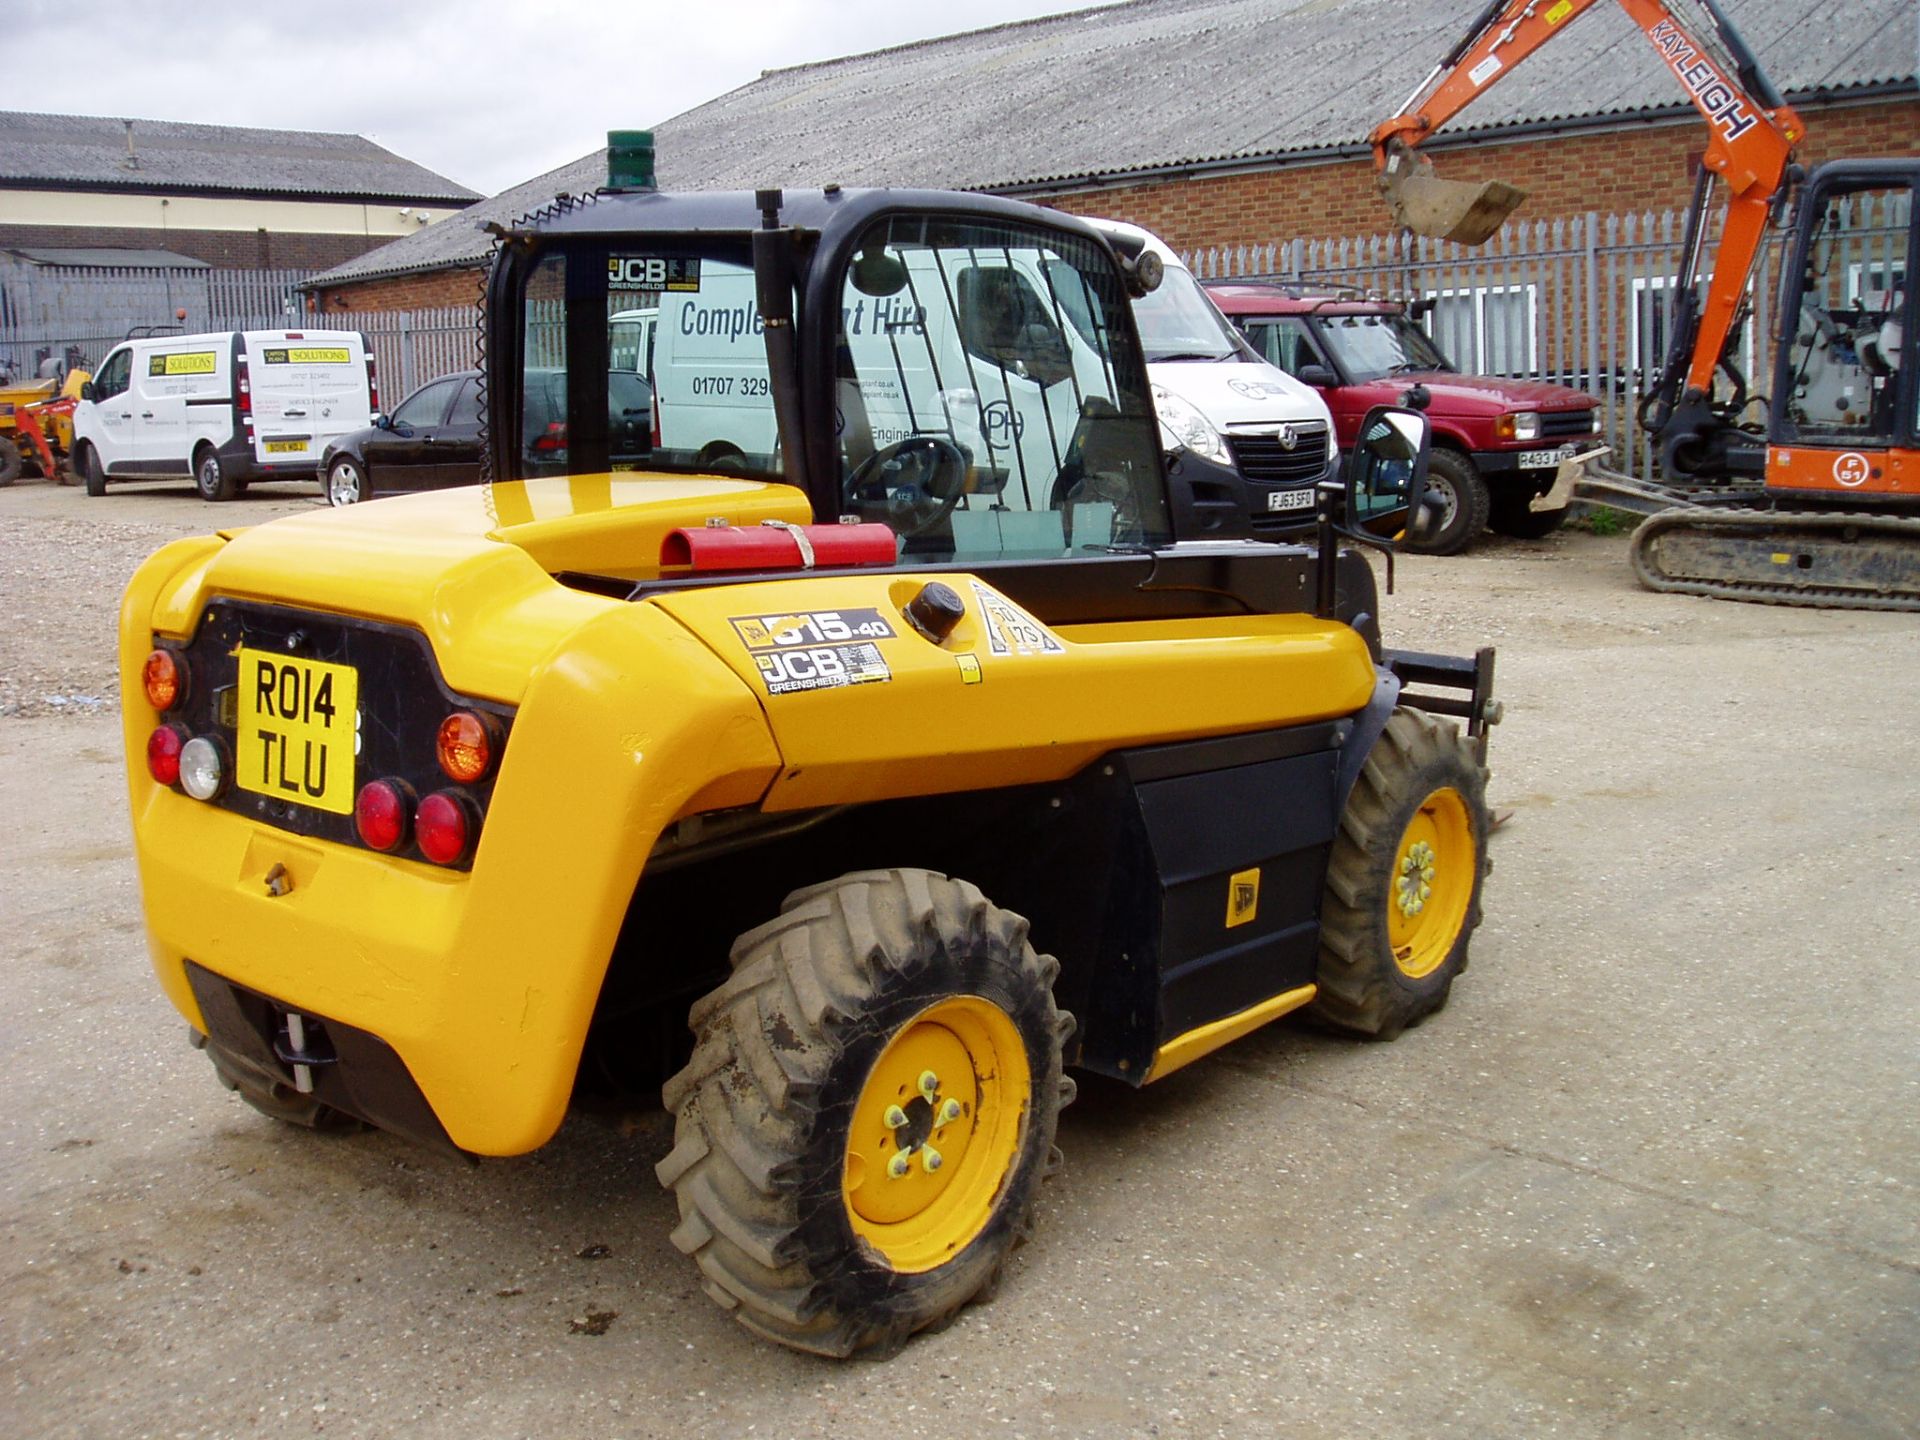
[730,609,897,695]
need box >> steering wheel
[841,436,970,537]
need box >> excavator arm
[1372,0,1803,475]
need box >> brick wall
[1039,97,1920,252]
[309,267,484,312]
[0,224,394,271]
[295,98,1917,313]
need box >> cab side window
[92,348,131,401]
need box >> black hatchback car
[321,370,483,507]
[321,368,655,505]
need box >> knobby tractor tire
[656,868,1073,1358]
[1311,708,1491,1040]
[0,435,21,486]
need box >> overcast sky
[12,0,1115,196]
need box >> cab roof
[513,185,1111,254]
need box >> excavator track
[1628,507,1920,612]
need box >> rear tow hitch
[272,1012,338,1094]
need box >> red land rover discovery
[1207,282,1601,554]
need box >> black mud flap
[186,961,469,1160]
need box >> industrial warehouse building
[306,0,1916,311]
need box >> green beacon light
[607,130,656,191]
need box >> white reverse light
[179,735,227,801]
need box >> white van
[646,254,1111,505]
[73,329,375,501]
[609,308,656,376]
[1083,219,1338,531]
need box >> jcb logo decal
[1226,868,1261,929]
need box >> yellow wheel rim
[1387,786,1475,979]
[842,996,1030,1274]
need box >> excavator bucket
[1379,152,1526,245]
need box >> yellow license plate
[264,439,307,454]
[235,648,358,814]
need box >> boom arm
[1372,0,1803,473]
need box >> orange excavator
[1373,0,1919,610]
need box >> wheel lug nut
[918,1071,939,1100]
[888,1153,912,1179]
[939,1098,963,1123]
[883,1105,908,1130]
[921,1147,943,1174]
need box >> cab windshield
[1126,267,1247,364]
[513,216,1170,566]
[1317,312,1451,382]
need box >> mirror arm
[1334,522,1397,596]
[1315,482,1397,616]
[1314,482,1340,618]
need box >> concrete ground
[2,475,1916,1439]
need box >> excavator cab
[1768,159,1917,500]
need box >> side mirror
[1345,404,1434,546]
[1295,363,1336,389]
[374,413,390,430]
[79,381,94,401]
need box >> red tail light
[355,779,412,852]
[531,421,568,454]
[415,791,475,866]
[651,390,661,450]
[366,355,380,414]
[146,724,186,786]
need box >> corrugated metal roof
[0,110,481,203]
[310,0,1916,288]
[1,246,211,269]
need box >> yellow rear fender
[124,561,784,1155]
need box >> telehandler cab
[120,136,1501,1356]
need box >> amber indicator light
[436,711,495,784]
[143,649,184,711]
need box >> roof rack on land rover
[1205,278,1430,314]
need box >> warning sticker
[148,351,217,377]
[730,607,896,695]
[1468,54,1504,87]
[968,581,1064,658]
[261,347,352,365]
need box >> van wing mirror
[79,380,93,401]
[1345,404,1434,545]
[1295,363,1336,388]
